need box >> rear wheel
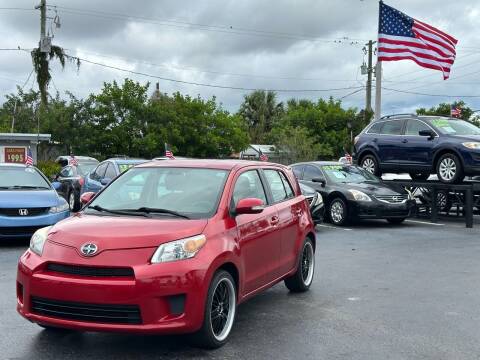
[329,198,348,226]
[436,153,464,184]
[409,172,430,181]
[284,237,315,292]
[191,270,236,349]
[360,154,381,177]
[387,218,406,224]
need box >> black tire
[360,154,381,177]
[284,237,315,293]
[190,270,236,349]
[436,153,464,184]
[68,190,79,212]
[387,218,406,224]
[409,172,430,181]
[329,197,349,226]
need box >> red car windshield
[87,167,229,219]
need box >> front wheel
[68,191,79,212]
[329,198,348,226]
[436,153,464,184]
[191,270,236,349]
[284,237,315,292]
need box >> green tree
[416,101,473,121]
[238,90,283,143]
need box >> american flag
[25,147,33,166]
[450,105,462,118]
[165,143,175,159]
[258,149,268,162]
[69,155,79,166]
[344,151,353,165]
[378,2,457,80]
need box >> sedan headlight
[151,234,206,263]
[30,226,51,256]
[313,192,324,206]
[49,200,70,213]
[462,142,480,149]
[349,189,372,202]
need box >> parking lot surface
[1,217,480,360]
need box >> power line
[380,86,480,98]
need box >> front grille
[46,263,134,278]
[374,194,408,204]
[0,226,43,237]
[0,207,49,217]
[31,297,142,325]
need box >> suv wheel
[191,270,236,349]
[409,172,430,181]
[436,153,464,184]
[284,237,315,292]
[360,155,381,176]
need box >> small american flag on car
[259,149,268,162]
[377,2,457,80]
[25,147,33,166]
[165,143,175,159]
[69,155,79,166]
[450,105,462,118]
[344,151,353,165]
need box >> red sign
[4,147,26,163]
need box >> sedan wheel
[329,198,348,226]
[68,192,76,211]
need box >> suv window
[367,122,384,134]
[104,163,117,180]
[264,169,289,203]
[380,120,404,135]
[232,170,267,207]
[303,165,324,182]
[91,162,108,181]
[292,165,303,179]
[405,119,432,136]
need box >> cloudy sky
[1,0,479,115]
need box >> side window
[278,171,295,198]
[367,122,384,134]
[380,120,404,135]
[232,170,267,207]
[292,165,303,179]
[104,163,117,180]
[91,163,107,180]
[303,165,324,182]
[263,170,288,203]
[405,120,431,136]
[60,166,71,177]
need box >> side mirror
[80,192,95,205]
[100,177,112,186]
[51,181,61,191]
[419,129,435,139]
[235,198,265,216]
[311,177,326,186]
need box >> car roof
[56,156,98,162]
[107,158,148,164]
[291,161,344,167]
[375,114,456,122]
[136,159,289,171]
[0,163,29,168]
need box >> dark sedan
[291,161,415,226]
[299,183,324,224]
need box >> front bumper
[16,246,210,334]
[0,211,70,238]
[348,199,415,219]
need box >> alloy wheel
[301,242,315,286]
[362,158,375,174]
[210,277,236,342]
[69,192,75,210]
[330,201,344,224]
[439,158,456,181]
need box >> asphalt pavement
[1,217,480,360]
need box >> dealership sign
[2,147,26,163]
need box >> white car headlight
[349,189,372,202]
[49,200,70,213]
[151,234,206,263]
[30,226,52,256]
[314,192,324,206]
[462,142,480,149]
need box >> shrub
[36,160,61,180]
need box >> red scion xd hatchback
[17,160,316,348]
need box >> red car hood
[48,214,208,252]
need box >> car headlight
[348,189,372,201]
[30,226,52,256]
[49,200,70,213]
[314,192,324,206]
[151,234,206,263]
[462,142,480,149]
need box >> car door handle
[402,139,408,143]
[270,216,279,225]
[295,209,302,216]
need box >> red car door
[263,169,304,275]
[231,169,281,294]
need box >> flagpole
[374,61,382,121]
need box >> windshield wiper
[121,207,190,219]
[0,185,50,190]
[87,205,151,218]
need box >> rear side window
[263,170,290,203]
[367,122,384,134]
[232,170,267,207]
[405,120,432,136]
[380,120,404,135]
[278,171,295,198]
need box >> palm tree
[238,90,283,143]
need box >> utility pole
[375,61,382,121]
[365,40,374,115]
